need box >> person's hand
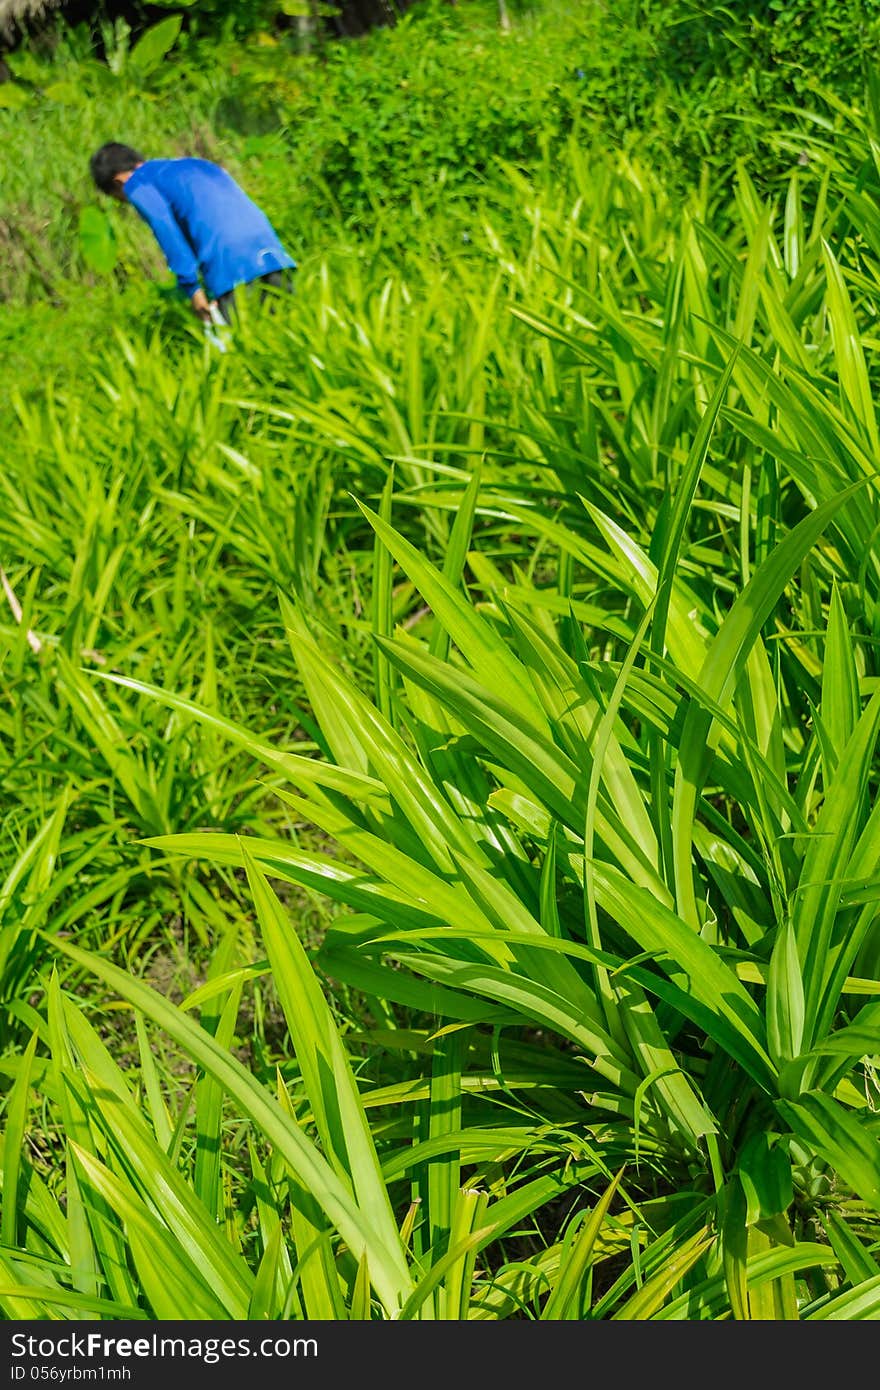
[191,288,213,322]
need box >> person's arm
[190,288,212,320]
[125,181,210,319]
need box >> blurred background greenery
[4,0,880,1322]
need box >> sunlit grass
[4,88,880,1318]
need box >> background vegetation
[2,0,880,1321]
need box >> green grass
[3,0,880,1322]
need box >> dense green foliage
[4,0,880,406]
[3,0,880,1322]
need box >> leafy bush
[4,0,880,1324]
[4,95,880,1313]
[6,0,879,318]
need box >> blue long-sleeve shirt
[123,158,295,300]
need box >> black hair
[89,143,145,195]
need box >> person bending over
[89,142,295,323]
